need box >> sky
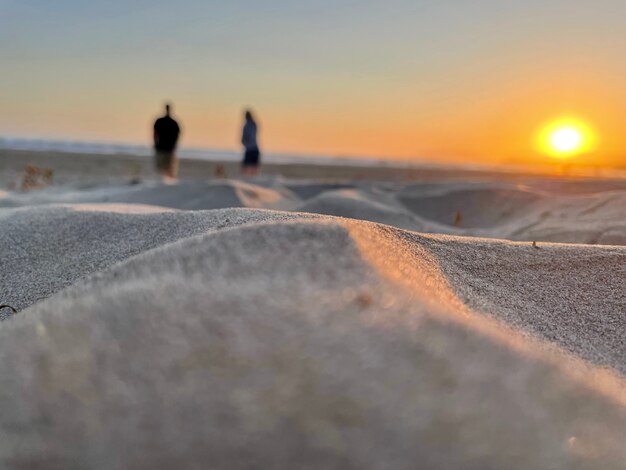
[1,0,625,166]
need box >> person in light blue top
[241,109,261,177]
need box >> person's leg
[168,154,179,179]
[250,149,260,177]
[155,151,177,181]
[154,151,164,175]
[241,149,252,177]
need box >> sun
[536,118,596,159]
[550,127,582,153]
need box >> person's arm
[153,122,159,148]
[241,124,249,147]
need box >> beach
[1,149,625,468]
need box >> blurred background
[1,0,625,170]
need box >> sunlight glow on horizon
[536,118,597,160]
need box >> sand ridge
[3,178,625,244]
[0,177,625,468]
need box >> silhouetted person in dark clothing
[241,109,261,177]
[154,103,181,179]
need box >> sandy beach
[1,149,625,468]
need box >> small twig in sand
[0,305,17,314]
[532,241,540,250]
[454,209,462,227]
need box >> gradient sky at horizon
[1,0,625,165]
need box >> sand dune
[0,179,298,211]
[397,182,544,228]
[296,188,451,233]
[0,206,625,468]
[4,178,626,245]
[506,190,626,245]
[1,176,626,468]
[0,205,310,316]
[299,181,626,245]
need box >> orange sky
[1,1,625,168]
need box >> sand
[0,150,625,468]
[2,147,591,186]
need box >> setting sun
[551,128,582,153]
[537,118,597,159]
